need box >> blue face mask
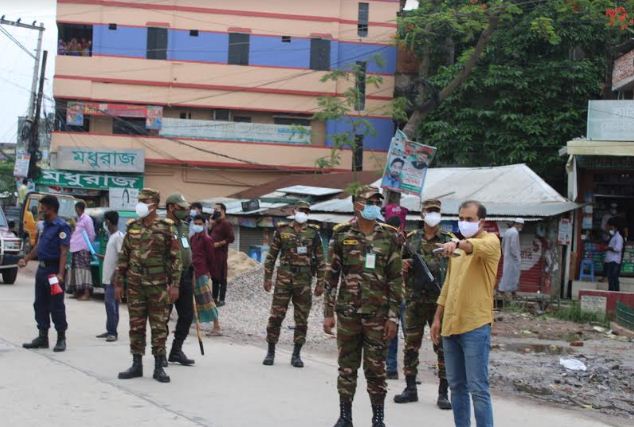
[361,204,381,221]
[192,224,205,234]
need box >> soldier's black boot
[394,375,418,403]
[437,379,452,410]
[22,329,49,349]
[53,330,66,352]
[333,399,353,427]
[118,354,143,379]
[262,342,275,366]
[371,404,385,427]
[168,339,195,366]
[291,343,304,368]
[153,356,171,383]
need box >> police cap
[422,199,441,211]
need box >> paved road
[0,268,625,427]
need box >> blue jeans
[386,303,406,374]
[443,324,493,427]
[104,284,119,336]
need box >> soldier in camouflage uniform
[394,199,453,409]
[324,187,403,427]
[262,201,325,368]
[116,188,182,383]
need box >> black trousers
[606,261,621,292]
[34,265,68,332]
[212,279,227,303]
[169,266,194,342]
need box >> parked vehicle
[20,192,79,255]
[0,206,23,284]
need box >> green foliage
[549,301,610,328]
[399,0,634,188]
[0,161,16,195]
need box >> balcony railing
[159,118,311,145]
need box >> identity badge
[297,246,308,255]
[181,237,190,249]
[365,253,376,270]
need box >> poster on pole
[13,151,30,178]
[380,130,436,195]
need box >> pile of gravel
[219,265,338,355]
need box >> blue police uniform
[34,217,71,332]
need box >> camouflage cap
[165,193,189,209]
[422,199,441,211]
[353,186,384,202]
[138,188,160,203]
[295,201,311,211]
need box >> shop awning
[565,139,634,156]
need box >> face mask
[103,222,109,233]
[174,209,188,221]
[610,209,617,215]
[609,230,615,236]
[136,202,150,219]
[294,212,308,224]
[192,224,204,234]
[458,220,480,238]
[190,209,198,218]
[360,204,381,221]
[424,212,441,227]
[212,211,221,221]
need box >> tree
[397,0,634,188]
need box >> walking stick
[192,274,205,355]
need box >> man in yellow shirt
[431,200,500,427]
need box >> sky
[0,0,419,144]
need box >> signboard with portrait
[380,130,436,195]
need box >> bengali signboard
[56,147,145,173]
[587,100,634,141]
[37,170,143,190]
[13,151,30,178]
[580,295,607,315]
[109,188,139,210]
[380,130,436,196]
[159,117,311,145]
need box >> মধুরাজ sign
[55,147,145,173]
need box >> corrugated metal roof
[311,164,578,218]
[277,185,342,196]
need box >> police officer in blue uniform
[19,195,71,352]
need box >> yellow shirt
[437,231,501,336]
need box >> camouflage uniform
[117,189,182,357]
[264,220,324,345]
[325,216,403,405]
[402,228,453,380]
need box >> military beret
[166,193,189,209]
[354,186,384,202]
[139,188,160,202]
[422,199,441,210]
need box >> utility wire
[0,25,36,59]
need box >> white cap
[514,218,525,224]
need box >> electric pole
[28,50,47,180]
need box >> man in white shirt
[499,218,524,297]
[96,211,125,342]
[605,218,624,292]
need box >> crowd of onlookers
[58,38,92,56]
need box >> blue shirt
[37,217,71,261]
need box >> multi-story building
[50,0,400,202]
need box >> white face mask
[103,222,109,233]
[190,209,198,218]
[192,224,205,234]
[136,202,150,219]
[458,220,480,238]
[609,229,616,236]
[424,212,441,227]
[294,212,309,224]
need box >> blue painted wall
[326,117,394,151]
[89,25,396,74]
[168,30,228,63]
[93,25,146,57]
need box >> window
[274,116,311,126]
[190,29,199,37]
[282,36,291,43]
[352,135,363,172]
[179,112,192,119]
[146,27,168,60]
[355,61,367,111]
[228,33,250,66]
[108,23,117,30]
[213,110,231,121]
[113,118,148,135]
[57,23,93,56]
[358,3,369,37]
[310,38,331,71]
[233,116,252,123]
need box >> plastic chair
[578,259,595,282]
